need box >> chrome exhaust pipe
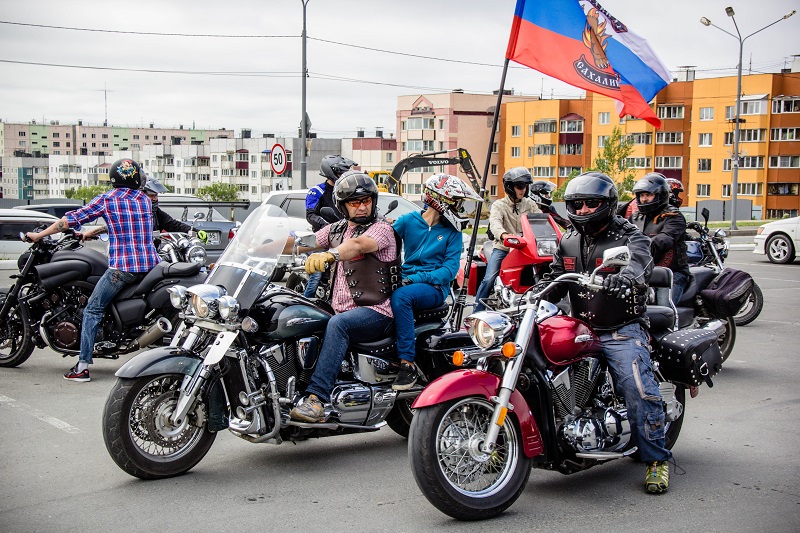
[135,317,173,348]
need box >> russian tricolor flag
[506,0,671,128]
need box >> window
[492,142,498,153]
[528,125,534,136]
[406,117,435,130]
[657,105,684,119]
[769,155,800,168]
[531,166,555,177]
[699,107,714,120]
[406,140,435,152]
[772,98,800,114]
[52,142,60,147]
[511,125,521,137]
[52,132,59,138]
[625,157,651,168]
[533,120,557,133]
[771,128,800,141]
[768,209,799,218]
[655,156,682,169]
[726,100,765,119]
[560,119,583,132]
[697,159,712,172]
[101,143,109,148]
[723,156,764,170]
[490,164,498,175]
[698,133,712,146]
[626,132,652,145]
[598,112,610,124]
[133,134,139,140]
[696,184,710,197]
[386,152,393,162]
[439,119,444,129]
[101,134,108,139]
[737,183,763,196]
[533,144,556,155]
[768,183,799,196]
[91,134,96,138]
[656,131,683,144]
[722,184,731,197]
[724,129,766,144]
[18,131,26,137]
[559,166,582,177]
[559,143,583,155]
[510,147,521,158]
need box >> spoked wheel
[0,298,35,368]
[409,397,532,521]
[385,398,414,438]
[717,316,736,363]
[103,374,216,479]
[664,385,686,450]
[734,282,763,326]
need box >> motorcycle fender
[413,369,544,458]
[115,346,203,379]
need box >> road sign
[270,143,287,175]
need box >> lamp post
[700,8,795,229]
[300,0,310,189]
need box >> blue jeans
[598,323,672,463]
[671,271,689,306]
[391,283,444,363]
[305,307,393,403]
[474,248,508,313]
[79,269,142,364]
[303,272,322,298]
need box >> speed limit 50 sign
[269,143,287,175]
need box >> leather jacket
[630,205,689,274]
[306,182,342,232]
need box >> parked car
[754,216,800,263]
[12,203,83,218]
[0,209,60,259]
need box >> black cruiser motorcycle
[0,228,207,368]
[102,203,477,479]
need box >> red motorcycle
[457,213,562,308]
[409,247,724,520]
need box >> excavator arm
[385,148,482,195]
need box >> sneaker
[392,361,418,391]
[645,461,669,493]
[289,394,325,423]
[64,365,91,382]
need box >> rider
[629,173,690,305]
[303,155,358,298]
[530,179,571,229]
[25,159,160,382]
[390,174,482,390]
[473,167,541,312]
[665,177,684,208]
[548,171,673,494]
[290,171,399,422]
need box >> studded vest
[631,206,689,273]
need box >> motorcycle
[686,208,763,327]
[409,247,724,520]
[101,203,477,479]
[0,227,208,368]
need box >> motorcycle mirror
[98,233,109,242]
[294,232,317,249]
[701,207,710,225]
[503,236,528,249]
[600,246,631,268]
[384,200,399,217]
[193,212,205,221]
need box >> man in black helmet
[629,173,690,305]
[530,179,571,229]
[548,171,673,494]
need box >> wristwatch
[327,248,340,261]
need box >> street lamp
[300,0,310,189]
[700,7,796,229]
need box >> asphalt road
[1,249,799,532]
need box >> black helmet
[320,155,357,183]
[633,172,670,215]
[109,159,144,189]
[530,180,556,206]
[564,172,618,235]
[502,167,533,198]
[665,177,684,207]
[143,176,168,195]
[334,170,379,224]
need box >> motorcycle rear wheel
[385,398,414,438]
[103,374,216,480]
[734,282,763,327]
[409,397,532,521]
[664,385,686,450]
[0,299,35,368]
[717,316,736,363]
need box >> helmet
[530,180,556,206]
[320,155,357,183]
[633,172,670,215]
[109,159,144,189]
[423,174,483,230]
[502,167,533,198]
[564,172,618,235]
[665,177,684,207]
[143,177,168,195]
[334,170,379,224]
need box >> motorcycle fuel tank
[252,290,332,341]
[537,315,602,366]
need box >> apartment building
[341,129,397,173]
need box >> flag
[506,0,671,128]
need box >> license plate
[204,331,238,365]
[206,231,221,245]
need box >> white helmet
[423,174,483,230]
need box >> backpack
[699,268,754,318]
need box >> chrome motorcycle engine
[41,288,88,350]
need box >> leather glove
[305,252,336,274]
[602,274,633,298]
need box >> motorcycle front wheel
[734,282,763,327]
[0,298,35,368]
[103,374,216,480]
[409,397,532,521]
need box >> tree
[197,183,240,202]
[72,184,111,203]
[590,126,637,202]
[64,188,76,199]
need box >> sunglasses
[513,183,529,190]
[569,199,603,209]
[345,197,373,208]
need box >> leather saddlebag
[699,268,753,318]
[654,328,723,387]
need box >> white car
[0,209,60,260]
[753,216,800,263]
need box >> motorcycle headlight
[167,285,187,309]
[714,229,727,239]
[537,239,558,256]
[185,244,207,264]
[464,311,514,349]
[186,284,226,319]
[217,295,240,320]
[192,295,215,318]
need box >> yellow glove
[305,252,336,274]
[196,230,209,244]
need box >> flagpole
[452,58,511,329]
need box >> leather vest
[632,207,688,272]
[558,220,649,331]
[328,219,402,306]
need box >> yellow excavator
[372,148,483,197]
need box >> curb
[730,243,756,250]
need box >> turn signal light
[452,350,465,366]
[501,342,518,358]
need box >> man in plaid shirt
[26,158,160,382]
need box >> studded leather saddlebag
[654,328,723,387]
[699,268,753,319]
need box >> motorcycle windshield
[204,203,296,310]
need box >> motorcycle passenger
[665,177,684,208]
[473,167,541,312]
[25,159,160,382]
[548,171,673,494]
[390,174,482,390]
[303,155,358,298]
[629,173,690,305]
[290,172,399,422]
[530,179,571,229]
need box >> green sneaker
[645,461,669,494]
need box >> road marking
[0,394,81,434]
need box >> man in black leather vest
[629,173,690,305]
[549,172,673,494]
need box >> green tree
[590,126,637,202]
[73,184,110,203]
[197,183,240,201]
[64,188,76,199]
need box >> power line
[0,20,296,38]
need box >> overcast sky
[0,0,797,138]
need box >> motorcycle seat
[414,302,449,323]
[131,262,203,297]
[675,307,695,329]
[679,267,718,305]
[646,305,676,337]
[350,304,449,356]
